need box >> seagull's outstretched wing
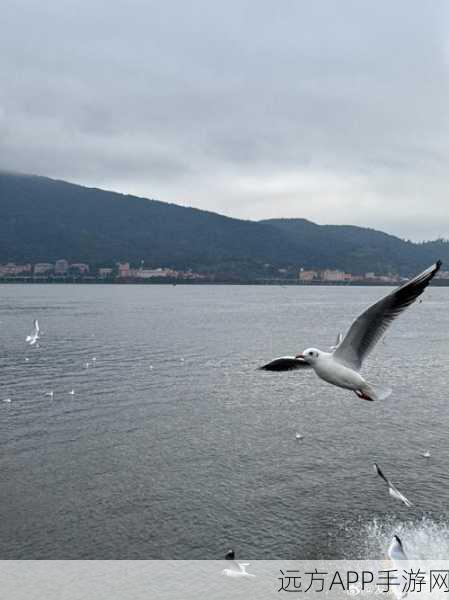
[334,261,441,370]
[374,463,412,507]
[389,485,413,508]
[259,356,311,372]
[34,319,39,335]
[373,463,390,486]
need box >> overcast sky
[2,0,449,240]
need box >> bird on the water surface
[374,463,412,507]
[222,549,255,578]
[26,319,40,346]
[260,261,441,402]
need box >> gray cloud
[1,0,449,239]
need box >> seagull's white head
[296,348,321,364]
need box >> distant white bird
[85,362,90,369]
[261,262,441,401]
[330,332,343,351]
[25,357,29,362]
[92,357,97,365]
[69,389,75,396]
[295,432,303,440]
[45,391,54,398]
[222,549,255,578]
[3,398,11,403]
[374,463,413,507]
[421,450,431,459]
[26,319,40,345]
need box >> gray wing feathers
[334,261,441,370]
[260,356,311,371]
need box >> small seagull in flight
[45,391,54,399]
[374,463,412,507]
[421,450,431,459]
[260,262,441,401]
[3,398,11,403]
[295,432,303,440]
[26,319,40,346]
[222,549,255,578]
[69,389,75,396]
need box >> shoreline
[1,278,449,286]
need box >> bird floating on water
[222,549,255,578]
[421,450,431,459]
[26,319,40,346]
[260,262,441,402]
[295,432,303,440]
[374,463,412,507]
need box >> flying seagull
[387,535,409,599]
[222,549,255,578]
[373,463,412,507]
[26,319,40,345]
[388,535,408,562]
[260,261,441,401]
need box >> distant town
[1,259,449,284]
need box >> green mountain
[0,171,447,278]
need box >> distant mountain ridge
[0,172,447,278]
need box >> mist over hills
[1,172,447,279]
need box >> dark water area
[1,284,449,559]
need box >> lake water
[1,283,449,559]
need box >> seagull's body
[222,549,255,578]
[26,319,40,346]
[374,463,412,507]
[422,450,431,459]
[261,262,441,401]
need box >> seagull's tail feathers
[364,382,392,401]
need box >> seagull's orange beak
[295,353,304,359]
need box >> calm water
[1,284,449,559]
